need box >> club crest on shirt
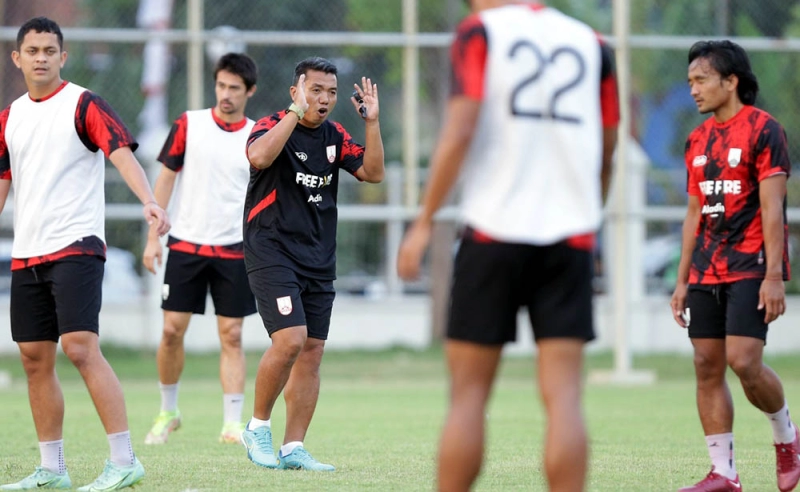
[276,296,293,316]
[692,155,707,167]
[326,145,337,163]
[728,148,742,168]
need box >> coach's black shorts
[248,265,335,340]
[686,279,768,341]
[162,250,256,317]
[10,255,104,342]
[447,234,595,345]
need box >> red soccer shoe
[678,469,742,492]
[776,425,800,492]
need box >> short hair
[688,40,759,105]
[293,57,337,85]
[214,52,258,91]
[17,17,63,51]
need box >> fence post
[187,0,204,110]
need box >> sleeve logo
[728,148,741,168]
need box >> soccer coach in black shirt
[240,56,384,471]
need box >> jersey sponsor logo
[698,180,742,196]
[295,152,308,161]
[701,203,725,217]
[296,172,333,189]
[277,295,293,315]
[728,148,742,168]
[692,155,707,167]
[308,193,322,204]
[326,145,336,163]
[162,284,170,301]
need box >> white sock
[107,431,135,467]
[765,403,796,444]
[159,382,179,413]
[39,439,65,475]
[247,417,270,430]
[706,433,736,480]
[280,441,303,457]
[223,393,245,424]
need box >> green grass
[0,347,798,491]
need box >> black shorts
[10,255,104,342]
[162,250,256,317]
[248,265,335,340]
[447,236,595,345]
[686,279,768,341]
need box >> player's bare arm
[0,180,10,215]
[670,194,701,328]
[248,74,309,169]
[396,96,480,281]
[143,166,178,274]
[109,145,170,236]
[353,77,385,183]
[758,173,787,323]
[601,127,618,203]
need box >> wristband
[287,103,305,120]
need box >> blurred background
[0,0,800,358]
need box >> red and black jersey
[449,4,620,130]
[157,109,253,256]
[166,236,244,260]
[244,111,364,279]
[0,81,135,269]
[11,236,106,270]
[0,82,137,179]
[685,104,790,284]
[158,110,249,172]
[444,3,619,246]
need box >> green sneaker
[77,458,144,491]
[241,424,278,468]
[219,421,245,444]
[278,446,335,471]
[0,467,71,489]
[144,410,181,444]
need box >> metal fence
[2,0,800,300]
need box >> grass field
[0,347,798,491]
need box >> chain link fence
[2,0,800,296]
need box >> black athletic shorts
[162,250,256,317]
[686,279,768,341]
[10,255,104,342]
[447,233,595,345]
[248,265,335,340]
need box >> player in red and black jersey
[241,57,384,471]
[0,17,169,491]
[671,40,800,492]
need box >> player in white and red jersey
[397,1,619,490]
[0,17,169,492]
[141,53,258,447]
